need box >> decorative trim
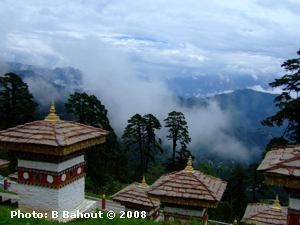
[148,194,218,208]
[11,148,86,162]
[17,173,86,189]
[0,136,106,156]
[16,162,86,176]
[265,174,300,189]
[118,201,158,211]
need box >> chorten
[257,144,300,224]
[147,156,227,224]
[111,176,160,220]
[0,101,109,222]
[241,195,287,225]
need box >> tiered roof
[111,176,160,211]
[147,157,227,208]
[0,101,109,156]
[0,158,9,169]
[241,196,287,225]
[257,144,300,188]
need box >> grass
[0,205,209,225]
[85,191,112,200]
[0,188,18,195]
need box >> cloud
[1,0,299,161]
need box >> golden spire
[183,156,195,173]
[139,175,149,188]
[272,195,282,209]
[44,101,60,121]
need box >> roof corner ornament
[183,156,195,173]
[139,175,149,188]
[272,195,282,209]
[44,101,61,122]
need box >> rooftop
[111,177,160,211]
[0,158,10,169]
[147,157,227,208]
[241,197,287,225]
[257,144,300,188]
[0,101,109,156]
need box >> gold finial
[139,175,149,188]
[44,101,60,121]
[272,195,282,209]
[183,156,195,173]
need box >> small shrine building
[111,176,160,220]
[0,101,109,222]
[241,195,287,225]
[147,156,227,224]
[257,144,300,225]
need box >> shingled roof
[241,201,287,225]
[147,157,227,208]
[0,158,9,169]
[0,101,109,156]
[257,144,300,188]
[111,177,160,211]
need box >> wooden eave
[0,136,106,156]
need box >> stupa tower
[0,101,109,222]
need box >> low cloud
[49,36,257,161]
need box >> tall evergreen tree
[225,166,248,220]
[122,113,163,176]
[247,163,268,202]
[65,92,127,186]
[143,114,164,173]
[261,49,300,146]
[164,111,191,171]
[0,72,38,130]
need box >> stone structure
[0,101,109,222]
[241,195,287,225]
[147,156,227,224]
[111,176,160,220]
[258,144,300,225]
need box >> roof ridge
[267,155,300,171]
[192,172,219,201]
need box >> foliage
[65,92,128,188]
[195,162,217,177]
[144,162,166,185]
[122,113,163,176]
[247,163,268,202]
[164,111,192,171]
[0,72,38,130]
[223,166,248,220]
[208,201,235,223]
[261,49,300,144]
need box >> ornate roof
[257,144,300,188]
[147,157,227,208]
[241,199,287,225]
[111,177,160,211]
[0,158,10,169]
[0,101,109,156]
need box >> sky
[0,0,299,161]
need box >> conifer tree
[65,92,127,186]
[261,49,300,146]
[0,72,38,129]
[122,113,163,176]
[164,111,191,171]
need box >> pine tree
[65,92,127,186]
[261,49,300,146]
[164,111,191,171]
[122,113,163,176]
[0,72,38,130]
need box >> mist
[49,36,257,161]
